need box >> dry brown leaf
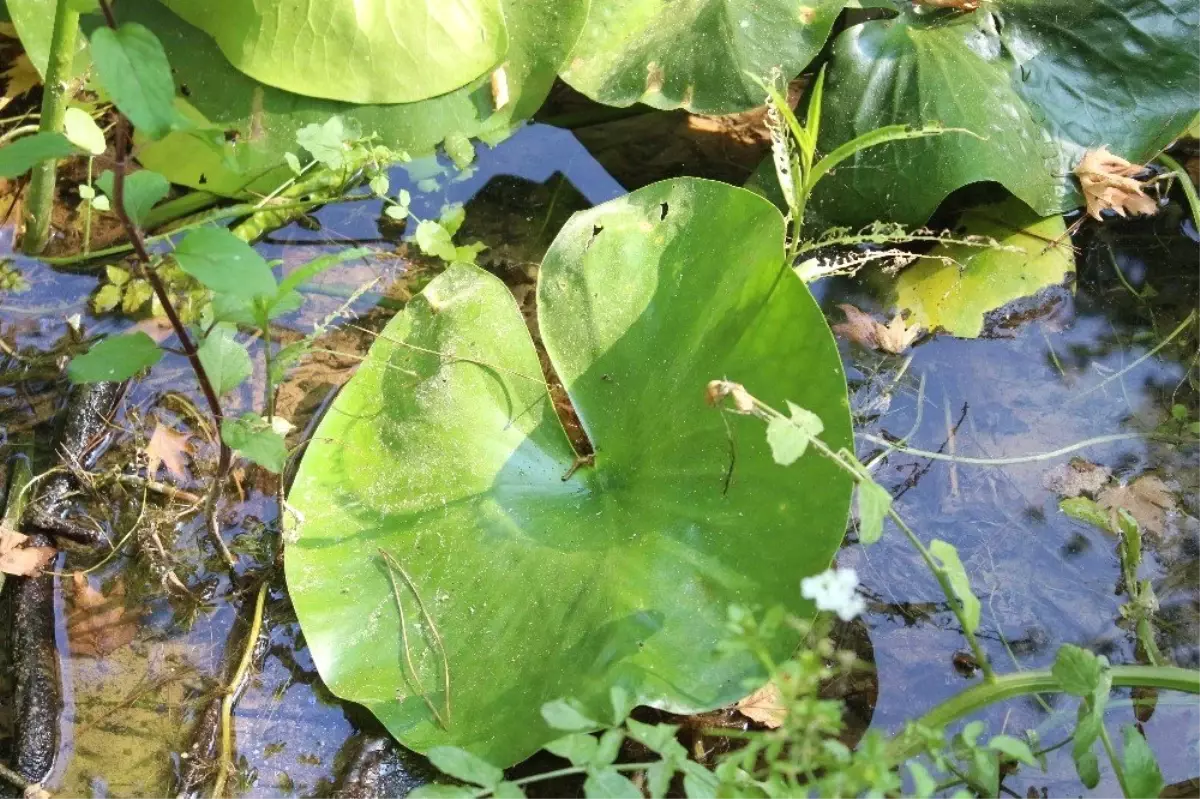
[1098,475,1175,537]
[67,572,137,658]
[1,52,40,112]
[735,680,786,728]
[1074,146,1159,221]
[145,422,192,480]
[833,304,922,354]
[0,524,56,576]
[1043,458,1111,498]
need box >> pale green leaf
[929,539,980,634]
[426,746,503,788]
[544,733,598,767]
[856,479,891,545]
[1052,644,1104,697]
[541,700,599,732]
[221,414,287,473]
[63,107,106,155]
[766,401,823,466]
[67,332,162,382]
[584,768,640,799]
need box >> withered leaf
[1043,459,1111,498]
[0,524,56,576]
[1098,475,1175,537]
[67,572,138,658]
[735,680,786,728]
[833,304,922,354]
[145,422,192,480]
[1,53,40,113]
[1074,147,1159,221]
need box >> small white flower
[801,567,866,621]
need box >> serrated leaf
[766,401,823,465]
[174,227,276,299]
[545,733,599,767]
[929,539,980,634]
[1121,725,1163,799]
[89,23,188,140]
[1052,644,1103,697]
[92,284,124,313]
[105,265,131,286]
[198,323,251,396]
[67,332,162,382]
[583,768,639,799]
[0,132,78,178]
[221,414,287,473]
[295,116,357,170]
[856,479,890,545]
[426,746,503,788]
[63,107,106,155]
[541,700,599,732]
[121,278,153,313]
[988,735,1039,768]
[415,219,458,261]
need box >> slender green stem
[858,432,1144,466]
[22,0,81,254]
[1157,152,1200,231]
[470,761,652,796]
[890,666,1200,761]
[1097,723,1130,798]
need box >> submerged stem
[211,581,268,799]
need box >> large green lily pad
[560,0,848,114]
[159,0,507,104]
[894,198,1075,338]
[118,0,584,196]
[808,0,1199,227]
[285,178,853,765]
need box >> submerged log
[3,381,123,787]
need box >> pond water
[0,121,1196,797]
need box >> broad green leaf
[928,539,980,634]
[67,332,163,382]
[8,0,89,78]
[123,0,584,197]
[1052,644,1104,697]
[159,0,507,104]
[89,22,188,140]
[988,735,1038,768]
[894,198,1076,339]
[810,0,1200,226]
[541,700,600,732]
[95,169,170,225]
[284,178,853,765]
[63,107,106,155]
[561,0,849,114]
[1121,725,1163,799]
[221,414,288,473]
[1059,496,1111,531]
[583,769,640,799]
[0,132,77,178]
[766,401,823,465]
[856,479,891,545]
[544,733,599,767]
[197,323,251,396]
[173,227,276,299]
[426,746,503,788]
[415,220,458,262]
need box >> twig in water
[857,431,1143,466]
[210,581,268,799]
[943,396,959,498]
[378,548,451,729]
[0,761,51,799]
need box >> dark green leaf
[67,331,162,382]
[583,769,639,799]
[1053,644,1104,697]
[1074,747,1101,790]
[1121,725,1163,799]
[426,746,503,788]
[221,414,287,473]
[89,23,188,140]
[197,323,251,396]
[173,227,276,299]
[0,132,77,178]
[95,169,170,225]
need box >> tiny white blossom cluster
[801,567,866,621]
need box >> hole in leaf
[659,202,669,220]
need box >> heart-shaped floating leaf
[561,0,848,114]
[109,0,584,196]
[807,0,1199,227]
[159,0,507,104]
[285,177,853,766]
